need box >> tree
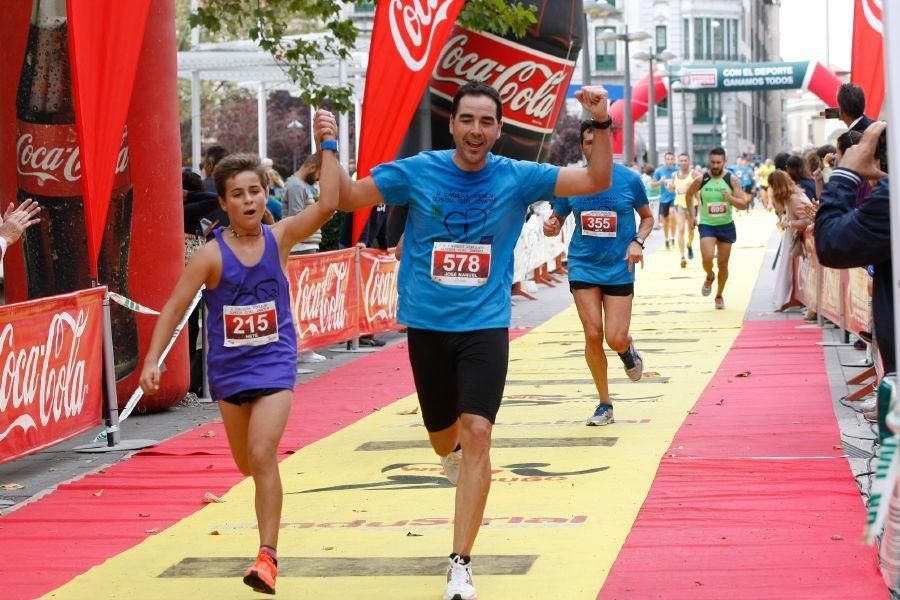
[190,0,538,112]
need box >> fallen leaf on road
[398,406,419,415]
[92,489,104,497]
[145,528,159,534]
[643,371,661,378]
[206,464,214,469]
[833,445,843,450]
[406,532,423,537]
[210,530,220,536]
[0,483,24,490]
[202,492,224,504]
[716,399,726,405]
[831,535,844,541]
[139,513,151,518]
[735,371,752,377]
[200,430,216,438]
[322,546,334,551]
[47,468,57,472]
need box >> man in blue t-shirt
[652,152,678,249]
[544,121,654,427]
[317,81,613,600]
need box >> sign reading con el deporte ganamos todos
[679,61,810,92]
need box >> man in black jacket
[815,121,893,372]
[837,82,876,134]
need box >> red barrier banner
[287,249,359,352]
[820,266,843,326]
[358,249,399,336]
[0,287,104,465]
[844,268,872,335]
[795,234,818,310]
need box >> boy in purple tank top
[139,110,339,595]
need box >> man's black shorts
[658,202,674,218]
[406,328,509,432]
[569,281,634,296]
[221,388,292,406]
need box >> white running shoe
[440,449,462,486]
[444,555,477,600]
[299,350,327,363]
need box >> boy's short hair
[451,81,503,122]
[213,153,268,199]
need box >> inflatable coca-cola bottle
[15,0,138,380]
[429,0,584,162]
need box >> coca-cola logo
[389,0,456,72]
[363,256,399,324]
[16,123,130,196]
[0,310,90,445]
[293,261,350,338]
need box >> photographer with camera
[815,121,892,373]
[835,82,876,134]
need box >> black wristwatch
[591,117,613,130]
[632,235,645,248]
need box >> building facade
[579,0,783,165]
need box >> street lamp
[580,2,622,118]
[633,49,676,166]
[598,27,651,166]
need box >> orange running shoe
[243,551,277,595]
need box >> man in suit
[837,82,876,134]
[815,122,892,372]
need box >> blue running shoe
[586,403,614,426]
[687,245,694,260]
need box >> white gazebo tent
[177,34,369,172]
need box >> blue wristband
[320,139,338,152]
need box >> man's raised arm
[554,86,613,197]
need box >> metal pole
[101,294,121,447]
[190,0,201,174]
[582,13,592,119]
[200,302,211,402]
[885,1,900,373]
[667,67,675,154]
[257,81,267,159]
[623,26,633,166]
[339,55,350,171]
[647,54,657,166]
[681,86,689,158]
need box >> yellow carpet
[46,211,774,599]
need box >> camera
[822,107,840,119]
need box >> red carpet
[599,320,885,599]
[0,339,413,600]
[0,328,531,599]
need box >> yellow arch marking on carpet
[46,212,774,599]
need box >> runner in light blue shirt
[545,121,654,428]
[320,81,614,600]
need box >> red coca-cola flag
[352,0,465,244]
[358,249,399,336]
[851,0,885,118]
[66,0,151,278]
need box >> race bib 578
[431,241,492,287]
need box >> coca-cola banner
[358,249,399,336]
[0,288,104,465]
[844,268,872,335]
[429,1,584,162]
[352,0,465,243]
[287,249,360,352]
[0,0,188,411]
[66,0,152,278]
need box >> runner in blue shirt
[652,152,678,249]
[320,81,613,600]
[544,121,654,426]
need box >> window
[694,18,704,61]
[713,18,725,60]
[691,17,742,61]
[693,133,719,165]
[683,19,691,60]
[354,1,374,13]
[656,25,668,53]
[694,93,722,124]
[595,26,617,72]
[657,95,668,117]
